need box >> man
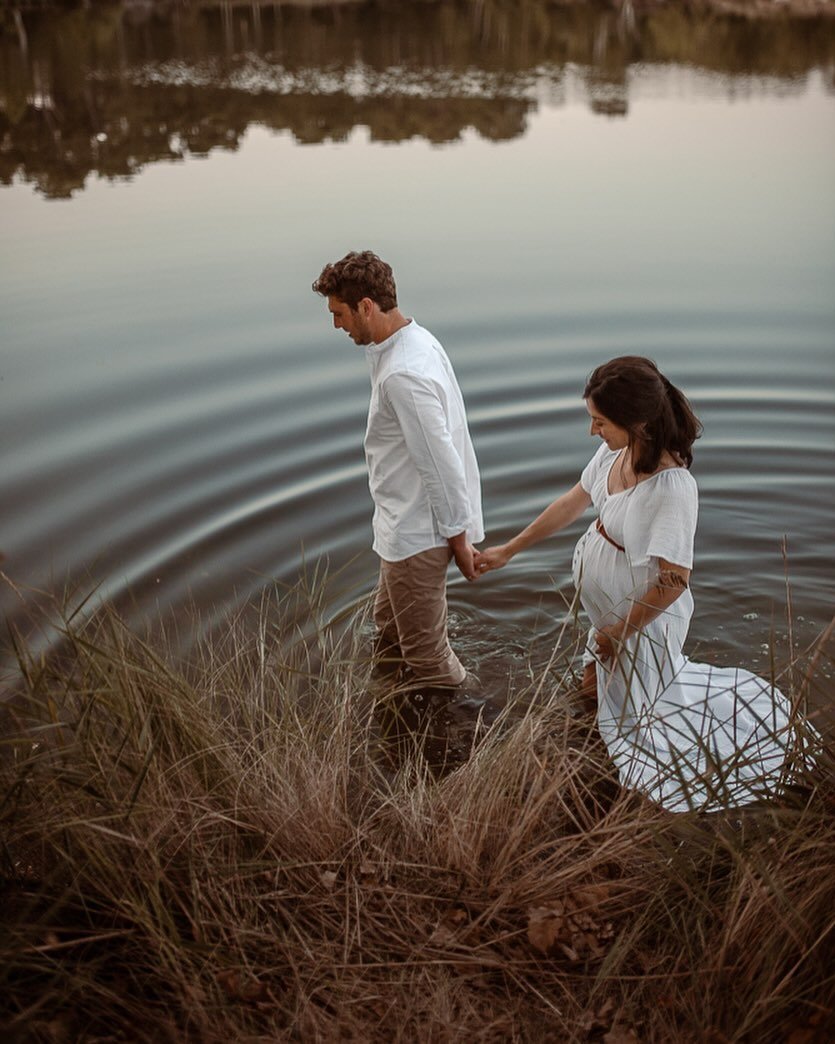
[312,250,483,689]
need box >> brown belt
[595,518,625,552]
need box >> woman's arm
[595,557,691,661]
[475,482,592,574]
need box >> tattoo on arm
[657,569,688,591]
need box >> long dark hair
[584,356,702,475]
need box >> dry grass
[1,584,833,1042]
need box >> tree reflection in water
[1,0,833,198]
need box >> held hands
[448,534,513,581]
[473,544,513,576]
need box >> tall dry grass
[1,583,833,1042]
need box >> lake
[1,0,834,699]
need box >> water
[1,1,834,693]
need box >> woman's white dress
[573,443,801,813]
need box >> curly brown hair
[312,251,398,312]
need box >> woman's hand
[474,544,513,575]
[471,483,591,579]
[594,625,623,663]
[594,560,689,663]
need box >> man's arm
[384,373,477,561]
[448,530,477,581]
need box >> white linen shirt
[363,320,484,562]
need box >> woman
[475,357,804,812]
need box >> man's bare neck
[373,309,410,344]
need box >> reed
[1,582,832,1042]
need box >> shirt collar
[364,318,414,374]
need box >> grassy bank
[1,588,833,1041]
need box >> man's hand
[448,532,478,581]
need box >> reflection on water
[1,0,834,197]
[1,3,834,742]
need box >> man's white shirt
[363,320,484,562]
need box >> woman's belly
[573,525,685,633]
[574,527,640,624]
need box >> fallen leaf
[241,981,271,1003]
[581,931,604,958]
[603,1026,638,1044]
[430,906,470,945]
[43,1019,71,1044]
[216,969,240,997]
[581,996,617,1035]
[575,883,612,907]
[429,924,457,946]
[787,1011,833,1044]
[527,906,562,954]
[216,969,274,1006]
[527,896,616,962]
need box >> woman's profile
[475,356,812,812]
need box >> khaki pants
[373,546,466,688]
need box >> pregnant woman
[475,356,808,812]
